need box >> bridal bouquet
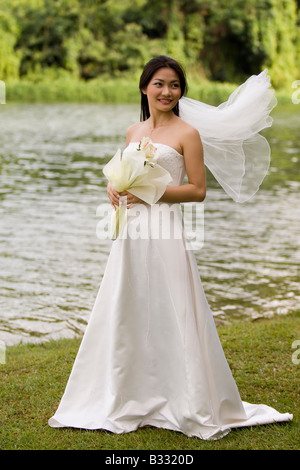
[103,137,172,239]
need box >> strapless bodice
[124,142,186,187]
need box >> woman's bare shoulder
[178,118,199,137]
[176,118,202,152]
[126,122,143,143]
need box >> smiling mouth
[158,99,173,104]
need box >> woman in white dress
[48,56,293,440]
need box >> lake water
[0,102,299,345]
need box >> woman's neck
[147,110,176,130]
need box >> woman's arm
[107,123,143,208]
[159,127,206,203]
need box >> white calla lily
[103,140,172,239]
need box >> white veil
[179,70,277,202]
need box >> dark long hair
[139,56,188,121]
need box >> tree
[0,7,21,79]
[0,0,298,86]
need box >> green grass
[1,313,299,450]
[4,77,293,106]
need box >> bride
[48,56,292,440]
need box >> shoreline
[3,77,295,106]
[2,311,298,350]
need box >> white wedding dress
[49,141,292,440]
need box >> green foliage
[0,7,21,79]
[258,0,299,86]
[0,0,299,87]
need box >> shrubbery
[0,0,299,88]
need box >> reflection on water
[0,103,299,345]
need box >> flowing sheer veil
[179,70,277,202]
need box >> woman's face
[143,67,182,114]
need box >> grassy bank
[1,312,299,450]
[4,77,294,106]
